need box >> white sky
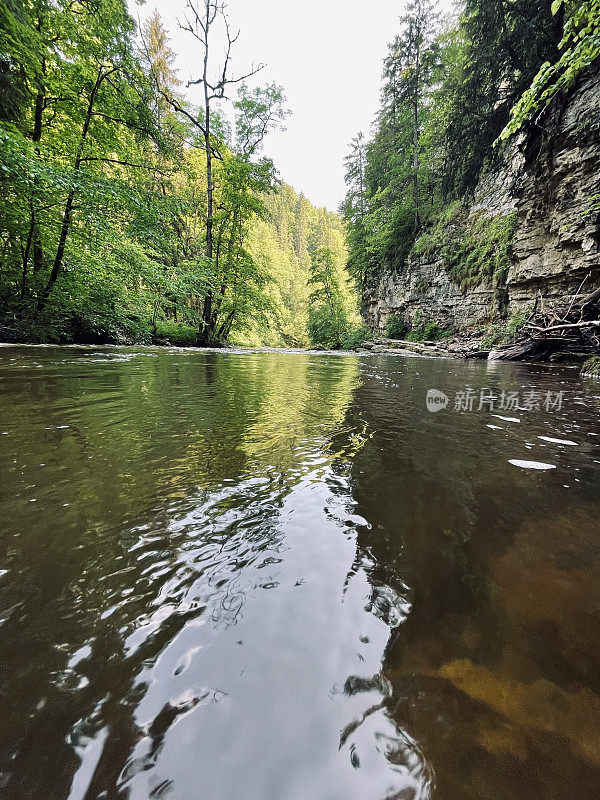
[135,0,449,211]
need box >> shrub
[481,311,528,348]
[342,325,371,350]
[406,310,445,341]
[385,314,408,340]
[153,321,199,346]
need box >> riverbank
[0,334,590,365]
[356,334,486,360]
[1,321,597,368]
[359,330,600,366]
[0,313,205,348]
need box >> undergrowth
[412,203,516,291]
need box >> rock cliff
[364,64,600,334]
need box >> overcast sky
[135,1,442,211]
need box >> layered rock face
[508,65,600,311]
[364,64,600,333]
[363,252,497,332]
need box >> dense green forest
[341,0,600,319]
[0,0,360,347]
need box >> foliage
[443,0,562,196]
[307,248,361,349]
[406,310,445,341]
[501,0,600,139]
[385,314,408,340]
[341,0,442,286]
[481,310,529,347]
[341,0,564,310]
[412,206,516,290]
[153,321,199,346]
[0,1,357,348]
[341,325,371,350]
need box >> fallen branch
[525,319,600,333]
[487,285,600,362]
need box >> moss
[481,311,529,348]
[411,203,516,291]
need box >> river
[0,345,599,800]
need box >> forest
[341,0,600,332]
[1,0,598,348]
[0,0,360,348]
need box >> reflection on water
[0,347,599,800]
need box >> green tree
[341,132,371,293]
[443,0,562,195]
[307,247,358,349]
[179,0,264,343]
[501,0,600,139]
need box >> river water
[0,345,599,800]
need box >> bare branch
[139,15,208,139]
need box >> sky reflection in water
[0,346,599,800]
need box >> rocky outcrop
[365,64,600,333]
[508,65,600,312]
[363,250,496,332]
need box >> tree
[342,132,367,222]
[0,0,356,350]
[141,10,182,119]
[341,1,440,282]
[307,248,358,349]
[179,0,264,343]
[501,0,600,139]
[205,83,286,341]
[401,0,439,229]
[341,132,371,292]
[0,0,164,316]
[381,0,439,231]
[443,0,562,195]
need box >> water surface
[0,346,599,800]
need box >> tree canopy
[0,0,360,349]
[341,0,596,311]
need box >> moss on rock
[411,203,516,291]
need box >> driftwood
[525,319,600,333]
[489,283,600,362]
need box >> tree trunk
[23,53,46,300]
[19,206,35,305]
[412,38,420,231]
[200,1,214,344]
[37,68,105,312]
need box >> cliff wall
[364,64,600,333]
